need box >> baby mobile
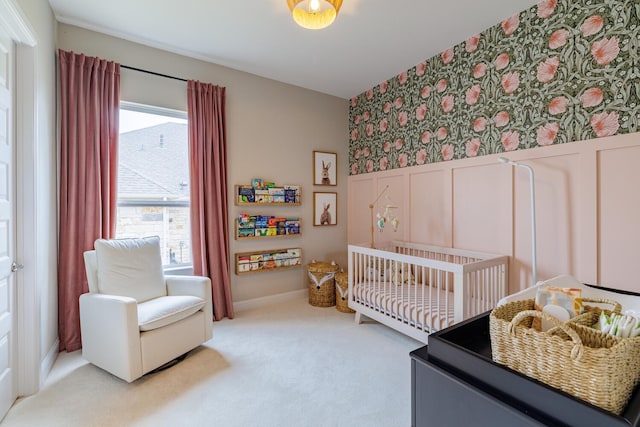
[369,184,399,249]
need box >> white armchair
[80,236,213,382]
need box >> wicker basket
[307,261,339,307]
[334,271,354,313]
[490,298,640,414]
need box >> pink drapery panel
[187,80,234,320]
[58,49,120,351]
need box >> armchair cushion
[94,236,166,302]
[137,295,206,332]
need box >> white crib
[348,241,509,343]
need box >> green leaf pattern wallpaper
[348,0,640,175]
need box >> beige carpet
[1,295,421,427]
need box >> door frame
[0,0,40,396]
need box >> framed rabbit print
[313,192,337,226]
[313,151,337,186]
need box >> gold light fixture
[287,0,343,30]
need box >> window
[116,102,191,267]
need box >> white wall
[14,0,58,387]
[57,24,349,302]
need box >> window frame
[117,101,192,269]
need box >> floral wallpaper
[348,0,640,175]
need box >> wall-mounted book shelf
[235,247,302,274]
[235,184,301,206]
[235,215,301,240]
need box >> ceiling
[48,0,540,99]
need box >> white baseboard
[40,338,59,388]
[234,289,308,312]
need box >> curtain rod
[121,64,188,83]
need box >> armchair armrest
[166,275,213,340]
[79,293,142,382]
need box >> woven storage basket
[307,261,339,307]
[334,271,354,313]
[490,298,640,414]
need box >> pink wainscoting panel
[348,177,375,245]
[598,145,640,293]
[409,169,451,247]
[452,164,512,257]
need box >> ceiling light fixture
[287,0,342,30]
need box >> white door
[0,24,16,419]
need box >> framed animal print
[313,192,337,226]
[313,151,337,186]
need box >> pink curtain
[187,81,233,320]
[58,50,120,352]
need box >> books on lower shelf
[235,248,302,274]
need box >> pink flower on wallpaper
[473,63,487,78]
[436,127,448,140]
[354,149,361,160]
[495,53,510,70]
[366,159,374,173]
[383,102,392,113]
[421,131,431,144]
[351,163,358,175]
[398,153,408,168]
[549,29,569,49]
[441,48,454,65]
[379,156,388,171]
[379,118,389,133]
[537,0,557,18]
[366,123,374,137]
[441,144,454,161]
[354,115,360,125]
[473,117,487,132]
[395,138,404,150]
[501,72,520,94]
[501,131,520,151]
[351,97,358,107]
[501,14,520,36]
[590,111,620,137]
[416,61,427,77]
[363,111,370,121]
[581,15,604,37]
[537,56,560,83]
[351,129,358,141]
[421,86,431,99]
[465,85,481,105]
[398,111,409,126]
[441,95,455,113]
[494,111,510,127]
[398,71,408,85]
[416,103,427,121]
[379,80,388,94]
[466,35,480,53]
[436,79,448,93]
[366,88,374,100]
[363,146,371,157]
[548,96,569,114]
[416,148,427,165]
[465,138,481,157]
[580,88,604,107]
[591,37,620,66]
[536,122,559,146]
[395,97,404,109]
[383,141,391,152]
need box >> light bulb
[309,0,320,12]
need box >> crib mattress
[352,281,455,332]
